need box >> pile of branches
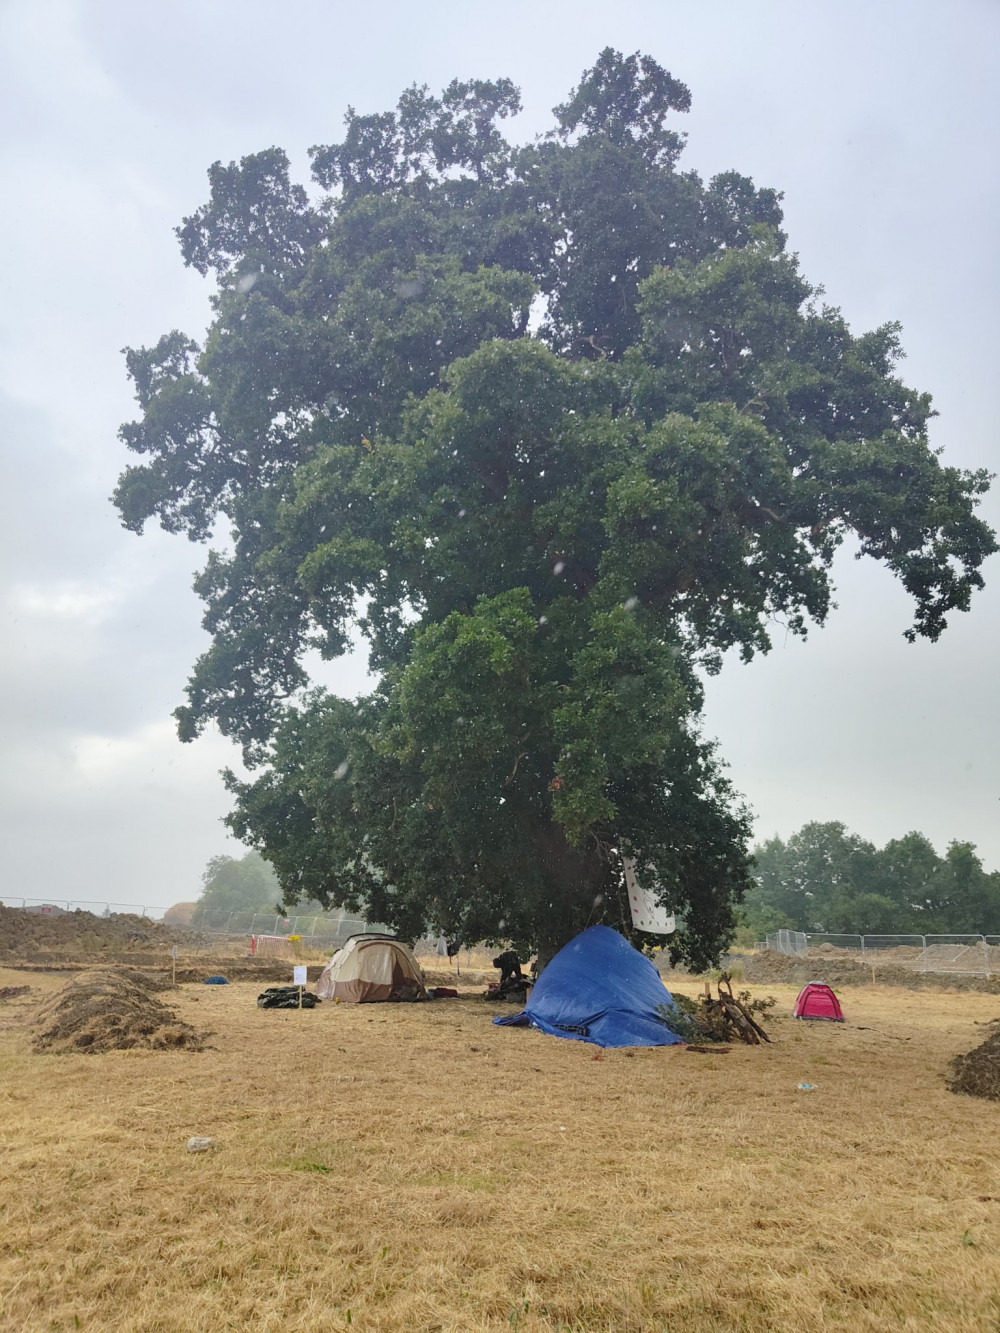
[663,975,775,1046]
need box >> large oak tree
[114,50,996,969]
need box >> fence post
[861,936,866,962]
[982,936,991,977]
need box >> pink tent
[792,982,844,1022]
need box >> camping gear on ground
[204,975,228,985]
[792,982,844,1021]
[314,934,427,1003]
[428,987,458,998]
[490,950,531,1002]
[257,986,321,1009]
[492,924,684,1048]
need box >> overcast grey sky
[1,0,997,913]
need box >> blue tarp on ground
[492,924,684,1047]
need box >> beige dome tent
[315,934,427,1003]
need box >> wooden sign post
[293,965,308,1019]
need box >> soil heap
[739,949,1000,994]
[33,967,209,1055]
[0,903,204,960]
[948,1023,1000,1100]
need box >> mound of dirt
[738,950,1000,994]
[0,903,213,960]
[33,967,209,1055]
[738,951,876,986]
[948,1024,1000,1100]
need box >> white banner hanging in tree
[623,858,676,935]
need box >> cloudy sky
[1,0,997,914]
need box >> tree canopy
[114,50,996,969]
[191,849,281,926]
[743,822,1000,937]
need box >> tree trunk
[530,821,610,977]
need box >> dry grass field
[2,964,1000,1332]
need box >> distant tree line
[742,822,1000,937]
[191,850,344,927]
[190,850,281,925]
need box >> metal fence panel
[758,931,999,977]
[766,929,808,957]
[805,933,864,952]
[860,935,925,952]
[0,895,154,917]
[918,935,992,976]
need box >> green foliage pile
[113,51,995,968]
[743,822,1000,937]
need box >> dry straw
[1,965,1000,1331]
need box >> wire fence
[0,895,159,918]
[0,897,386,944]
[184,911,388,949]
[760,931,1000,976]
[764,929,809,957]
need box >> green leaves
[176,148,322,277]
[310,77,522,196]
[553,47,691,161]
[551,606,687,842]
[384,588,541,804]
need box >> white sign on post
[293,965,308,986]
[623,858,676,935]
[171,945,179,960]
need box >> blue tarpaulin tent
[493,924,684,1048]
